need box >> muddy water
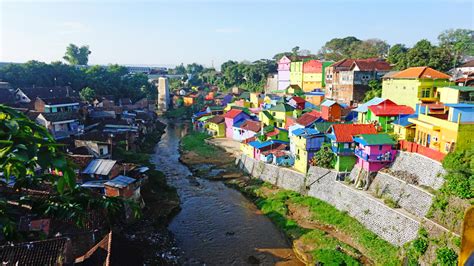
[152,120,301,265]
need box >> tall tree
[438,29,474,68]
[387,44,409,70]
[63,44,91,65]
[319,36,362,61]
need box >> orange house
[321,100,343,122]
[305,90,325,106]
[183,94,198,106]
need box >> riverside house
[381,66,452,108]
[291,128,325,173]
[232,119,261,142]
[205,115,226,137]
[353,133,397,172]
[224,109,251,138]
[365,100,414,132]
[327,124,377,172]
[320,100,343,122]
[408,103,474,154]
[267,103,295,128]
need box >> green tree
[63,44,91,65]
[438,29,474,67]
[350,39,390,59]
[363,80,382,102]
[79,86,95,102]
[387,44,409,70]
[319,36,362,61]
[0,105,136,240]
[310,143,336,169]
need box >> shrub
[313,249,360,266]
[435,247,457,266]
[311,143,336,169]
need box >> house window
[421,88,431,98]
[378,145,383,151]
[100,147,105,155]
[344,143,349,149]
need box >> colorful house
[286,84,303,95]
[320,100,343,122]
[232,119,261,142]
[267,103,295,128]
[381,66,452,108]
[353,134,397,172]
[327,124,377,172]
[408,103,474,153]
[250,92,264,108]
[262,126,289,142]
[205,115,226,138]
[248,140,288,161]
[288,96,306,110]
[183,93,199,106]
[290,61,304,88]
[353,97,386,123]
[291,128,325,173]
[437,86,474,104]
[365,100,415,132]
[277,56,291,90]
[259,110,274,126]
[304,90,325,106]
[224,109,250,138]
[240,136,256,158]
[302,60,323,92]
[326,59,391,105]
[392,114,417,141]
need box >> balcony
[354,149,393,162]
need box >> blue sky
[0,0,473,68]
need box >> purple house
[278,56,291,90]
[353,133,397,172]
[224,109,250,138]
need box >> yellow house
[437,86,474,104]
[249,92,264,108]
[290,61,304,88]
[240,139,256,158]
[290,128,324,173]
[392,115,416,141]
[205,115,226,138]
[408,105,474,153]
[259,110,274,127]
[382,67,452,108]
[286,84,303,95]
[267,103,295,128]
[302,72,322,92]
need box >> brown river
[151,120,302,265]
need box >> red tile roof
[331,59,355,71]
[368,103,414,116]
[296,112,321,126]
[266,128,281,137]
[353,59,391,71]
[242,136,256,144]
[224,109,243,119]
[392,67,451,79]
[291,96,306,104]
[331,124,377,142]
[207,115,225,124]
[240,120,261,132]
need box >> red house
[321,100,343,122]
[288,96,306,110]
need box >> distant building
[156,77,170,112]
[277,56,291,90]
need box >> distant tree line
[0,44,156,102]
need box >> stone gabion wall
[370,172,434,218]
[390,152,446,190]
[237,155,421,246]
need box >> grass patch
[181,130,219,157]
[163,106,193,119]
[244,183,400,265]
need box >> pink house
[353,133,397,172]
[224,109,250,138]
[278,56,291,90]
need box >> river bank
[179,131,401,265]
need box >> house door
[426,134,431,147]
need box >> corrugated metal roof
[83,159,117,175]
[104,175,136,188]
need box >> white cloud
[215,27,242,33]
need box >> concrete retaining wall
[370,172,434,218]
[237,154,420,246]
[390,152,445,190]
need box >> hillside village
[0,54,473,264]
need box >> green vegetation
[238,180,399,265]
[310,143,336,169]
[436,247,458,266]
[312,249,360,266]
[363,80,382,102]
[63,43,91,65]
[442,148,474,199]
[164,106,194,119]
[404,228,429,264]
[0,45,156,101]
[0,105,135,240]
[318,37,389,61]
[181,130,219,157]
